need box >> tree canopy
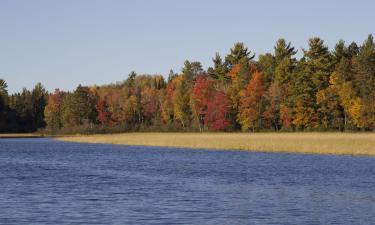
[1,35,374,133]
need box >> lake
[0,138,375,224]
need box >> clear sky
[0,0,374,93]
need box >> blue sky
[0,0,374,93]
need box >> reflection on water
[0,138,375,224]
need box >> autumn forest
[1,35,375,133]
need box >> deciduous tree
[237,71,265,131]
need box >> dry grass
[0,133,42,138]
[55,132,375,156]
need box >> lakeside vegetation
[57,132,375,156]
[0,133,43,138]
[1,35,375,133]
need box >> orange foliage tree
[237,71,265,131]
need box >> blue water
[0,138,375,224]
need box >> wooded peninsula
[1,35,374,134]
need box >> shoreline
[55,132,375,156]
[0,133,44,139]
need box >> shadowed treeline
[1,35,374,133]
[0,81,46,133]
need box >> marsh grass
[0,133,42,138]
[56,132,375,156]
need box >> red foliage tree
[96,99,112,126]
[161,78,176,124]
[191,75,214,114]
[205,90,230,131]
[263,83,282,130]
[280,106,292,129]
[141,88,159,121]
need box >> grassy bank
[0,133,43,138]
[56,132,375,156]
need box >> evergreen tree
[302,37,334,129]
[291,60,317,130]
[0,79,8,131]
[182,60,203,84]
[61,85,98,128]
[257,53,276,86]
[353,34,375,128]
[261,39,297,130]
[125,71,137,87]
[274,39,297,64]
[31,83,47,129]
[0,79,7,97]
[353,34,375,98]
[348,42,360,57]
[333,40,349,64]
[0,79,7,112]
[303,37,333,92]
[167,69,177,82]
[225,42,254,68]
[207,53,229,85]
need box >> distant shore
[0,133,44,139]
[55,132,375,156]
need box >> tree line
[0,35,374,133]
[0,81,47,133]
